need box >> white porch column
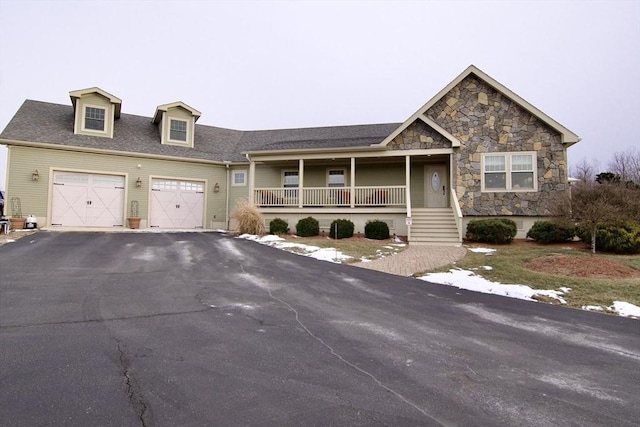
[298,158,304,208]
[405,155,412,215]
[350,157,356,208]
[406,155,412,240]
[248,157,256,205]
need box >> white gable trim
[69,87,122,118]
[376,65,579,147]
[152,101,201,124]
[418,115,461,147]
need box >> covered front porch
[245,150,463,245]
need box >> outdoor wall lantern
[135,177,143,188]
[32,169,40,181]
[213,182,220,193]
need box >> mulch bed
[524,254,640,279]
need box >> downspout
[246,153,255,205]
[406,155,412,242]
[224,161,231,230]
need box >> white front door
[424,164,448,208]
[52,172,125,227]
[150,179,204,228]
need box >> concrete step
[410,207,461,245]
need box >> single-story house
[0,65,579,245]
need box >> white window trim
[80,104,109,135]
[326,168,347,187]
[481,151,537,192]
[282,170,299,187]
[232,170,247,187]
[166,117,191,145]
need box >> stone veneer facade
[387,120,452,150]
[388,74,568,216]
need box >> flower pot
[9,217,26,230]
[127,217,141,229]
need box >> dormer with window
[69,87,122,138]
[152,102,201,148]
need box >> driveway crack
[117,340,150,427]
[264,288,446,425]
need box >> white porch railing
[450,188,464,241]
[253,186,406,207]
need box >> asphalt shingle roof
[0,100,400,163]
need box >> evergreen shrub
[577,221,640,254]
[364,220,390,240]
[295,217,319,237]
[329,219,354,239]
[466,218,517,244]
[269,218,289,235]
[526,221,575,243]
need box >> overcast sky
[1,0,638,190]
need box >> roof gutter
[243,144,386,157]
[0,138,248,166]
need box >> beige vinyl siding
[254,164,281,187]
[410,161,426,208]
[354,164,404,186]
[228,166,251,213]
[6,146,227,227]
[5,146,50,218]
[302,166,332,187]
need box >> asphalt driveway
[1,232,639,426]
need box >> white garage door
[150,179,204,228]
[52,172,125,227]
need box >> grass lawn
[441,241,640,311]
[280,234,408,262]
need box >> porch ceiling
[257,154,450,167]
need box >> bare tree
[570,157,599,183]
[608,147,640,184]
[555,179,639,254]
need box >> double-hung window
[84,106,106,131]
[482,152,536,191]
[283,171,299,188]
[327,169,345,187]
[170,119,187,142]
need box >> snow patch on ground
[419,268,569,303]
[468,247,496,254]
[610,301,640,318]
[238,234,352,263]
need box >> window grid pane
[328,170,345,187]
[85,107,105,131]
[485,172,506,189]
[283,171,299,187]
[234,172,245,185]
[484,155,505,172]
[511,172,534,189]
[511,154,533,171]
[170,119,187,141]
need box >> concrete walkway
[352,245,467,277]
